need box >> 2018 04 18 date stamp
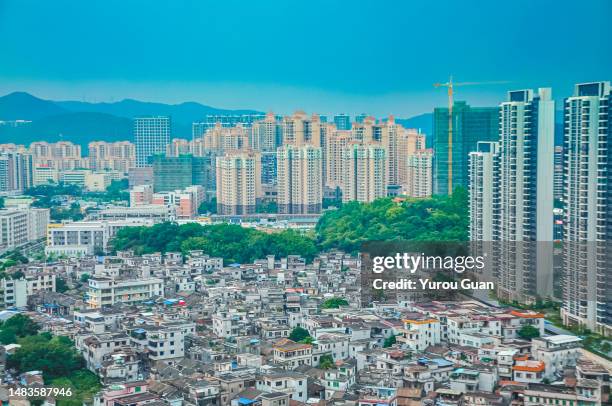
[8,387,73,398]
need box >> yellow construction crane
[433,77,509,195]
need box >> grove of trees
[0,315,101,405]
[112,223,318,263]
[315,188,469,252]
[111,189,469,264]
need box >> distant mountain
[56,99,262,127]
[0,92,68,121]
[0,112,133,146]
[0,92,263,148]
[396,113,433,147]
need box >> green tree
[50,370,101,406]
[316,188,469,252]
[0,329,17,344]
[321,297,349,309]
[104,179,129,201]
[300,336,314,344]
[601,341,611,353]
[56,277,69,293]
[80,273,91,283]
[112,223,317,262]
[7,334,84,380]
[383,335,397,348]
[517,325,541,340]
[319,354,334,369]
[51,202,84,222]
[289,327,310,342]
[198,198,217,214]
[0,314,40,339]
[1,260,18,272]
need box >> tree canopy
[8,334,85,380]
[111,190,469,263]
[517,325,541,340]
[318,354,335,369]
[289,327,310,342]
[316,188,469,252]
[383,335,397,348]
[321,297,349,309]
[0,314,40,344]
[111,222,318,263]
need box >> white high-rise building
[252,113,282,185]
[561,81,611,336]
[215,151,262,215]
[134,116,171,167]
[469,142,499,242]
[468,88,555,304]
[277,144,322,214]
[325,129,352,189]
[380,116,423,187]
[496,88,555,303]
[404,149,433,198]
[0,152,33,193]
[342,142,386,203]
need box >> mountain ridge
[0,91,435,148]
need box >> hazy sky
[0,0,610,117]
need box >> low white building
[397,317,441,351]
[46,219,153,257]
[129,323,193,363]
[86,276,164,308]
[323,360,356,399]
[0,272,56,308]
[256,369,308,402]
[0,207,49,252]
[532,335,583,380]
[272,341,313,370]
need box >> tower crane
[433,77,509,195]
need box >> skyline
[1,0,611,116]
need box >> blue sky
[0,0,610,117]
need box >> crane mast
[433,77,508,195]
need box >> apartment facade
[277,144,323,214]
[88,141,135,173]
[0,152,33,193]
[496,88,555,303]
[469,142,499,242]
[341,142,387,203]
[0,207,48,252]
[87,277,165,308]
[134,116,171,167]
[404,148,433,198]
[561,81,612,335]
[468,89,555,304]
[215,151,262,215]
